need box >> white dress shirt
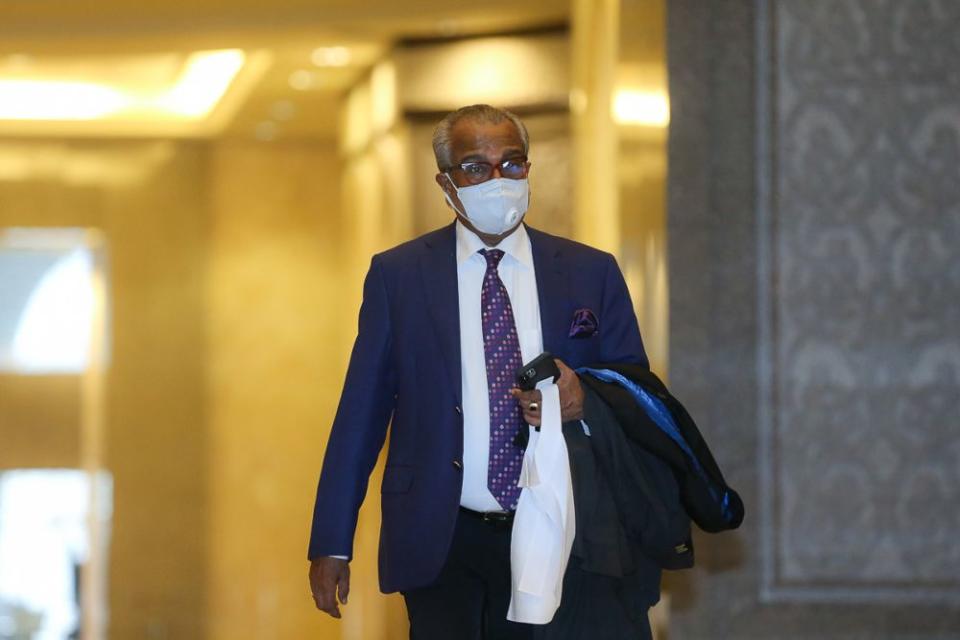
[456,221,543,512]
[457,222,576,623]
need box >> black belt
[459,506,515,525]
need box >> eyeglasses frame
[443,156,531,185]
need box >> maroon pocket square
[569,308,599,338]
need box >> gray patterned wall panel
[760,0,960,603]
[667,0,960,637]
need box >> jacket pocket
[381,465,414,494]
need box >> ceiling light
[254,121,277,142]
[270,100,296,121]
[154,49,245,118]
[0,49,245,123]
[436,20,460,37]
[289,69,319,91]
[4,54,33,69]
[310,47,351,67]
[612,89,670,127]
[0,80,129,120]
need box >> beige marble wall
[0,375,80,468]
[205,139,407,640]
[616,0,669,377]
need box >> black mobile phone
[515,352,561,391]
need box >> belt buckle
[481,510,512,524]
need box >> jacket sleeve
[308,255,397,560]
[599,253,649,368]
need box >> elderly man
[308,104,653,639]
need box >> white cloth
[507,383,576,624]
[456,221,543,512]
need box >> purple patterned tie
[480,248,525,511]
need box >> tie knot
[480,248,505,269]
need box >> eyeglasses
[446,157,529,185]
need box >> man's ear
[435,172,453,196]
[436,173,460,213]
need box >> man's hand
[510,359,584,427]
[309,556,350,618]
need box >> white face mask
[443,175,530,235]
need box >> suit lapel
[528,226,569,357]
[419,224,462,404]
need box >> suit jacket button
[455,405,462,415]
[452,459,463,470]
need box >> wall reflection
[0,228,110,640]
[0,469,112,640]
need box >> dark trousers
[403,508,656,640]
[532,558,654,640]
[402,508,533,640]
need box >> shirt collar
[455,220,533,270]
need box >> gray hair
[431,104,529,170]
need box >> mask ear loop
[442,173,466,217]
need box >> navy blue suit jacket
[308,223,648,593]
